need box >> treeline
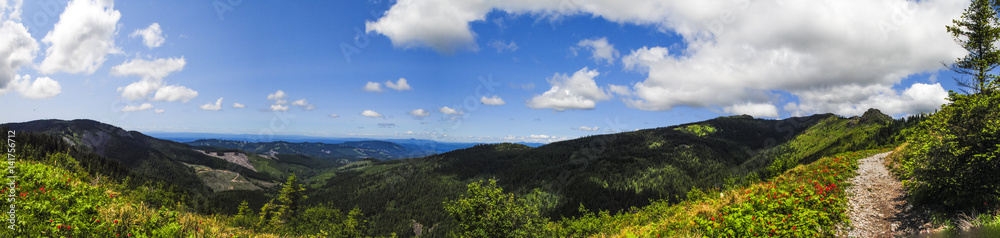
[301,111,912,236]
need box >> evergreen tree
[257,174,307,230]
[945,0,1000,94]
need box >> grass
[0,154,304,237]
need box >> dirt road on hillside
[844,152,936,237]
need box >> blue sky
[0,0,971,143]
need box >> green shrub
[900,91,1000,208]
[444,179,547,238]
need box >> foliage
[444,179,547,238]
[895,91,1000,208]
[945,0,1000,93]
[564,149,887,238]
[258,174,308,229]
[674,124,718,137]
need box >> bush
[444,179,547,238]
[901,91,1000,208]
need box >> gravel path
[844,152,941,237]
[846,152,903,237]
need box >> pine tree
[945,0,1000,94]
[256,174,307,230]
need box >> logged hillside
[1,120,281,214]
[305,110,915,236]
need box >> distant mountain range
[146,131,546,154]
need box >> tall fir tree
[945,0,1000,94]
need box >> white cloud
[151,85,198,102]
[608,84,632,96]
[118,79,160,101]
[110,57,186,80]
[489,40,518,53]
[576,37,619,65]
[361,110,384,118]
[2,75,62,99]
[0,11,37,91]
[154,109,164,114]
[1,0,25,21]
[111,57,189,101]
[363,82,382,92]
[369,0,965,116]
[38,0,121,74]
[328,114,340,118]
[529,134,551,139]
[723,102,779,118]
[267,90,288,100]
[480,95,505,105]
[409,109,430,117]
[266,90,311,111]
[385,78,412,91]
[199,97,223,111]
[527,67,610,111]
[289,98,315,110]
[121,103,153,112]
[572,126,600,131]
[270,104,289,111]
[785,83,950,117]
[131,23,165,49]
[439,106,463,115]
[406,131,414,134]
[232,103,245,108]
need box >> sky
[0,0,972,143]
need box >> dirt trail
[845,152,934,237]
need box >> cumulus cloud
[409,109,430,118]
[150,85,198,102]
[270,104,289,112]
[38,0,121,75]
[529,134,551,139]
[328,114,339,118]
[154,109,164,114]
[129,22,167,49]
[571,126,600,131]
[199,97,223,111]
[576,37,618,65]
[784,83,950,117]
[361,110,384,118]
[480,95,505,105]
[2,75,62,99]
[369,0,965,116]
[131,23,165,49]
[489,40,518,53]
[265,90,312,111]
[121,103,153,112]
[0,11,37,91]
[232,103,245,109]
[439,106,463,115]
[385,78,412,91]
[608,84,632,96]
[723,102,779,118]
[290,99,316,110]
[363,82,382,92]
[527,67,610,111]
[267,90,288,100]
[112,57,191,101]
